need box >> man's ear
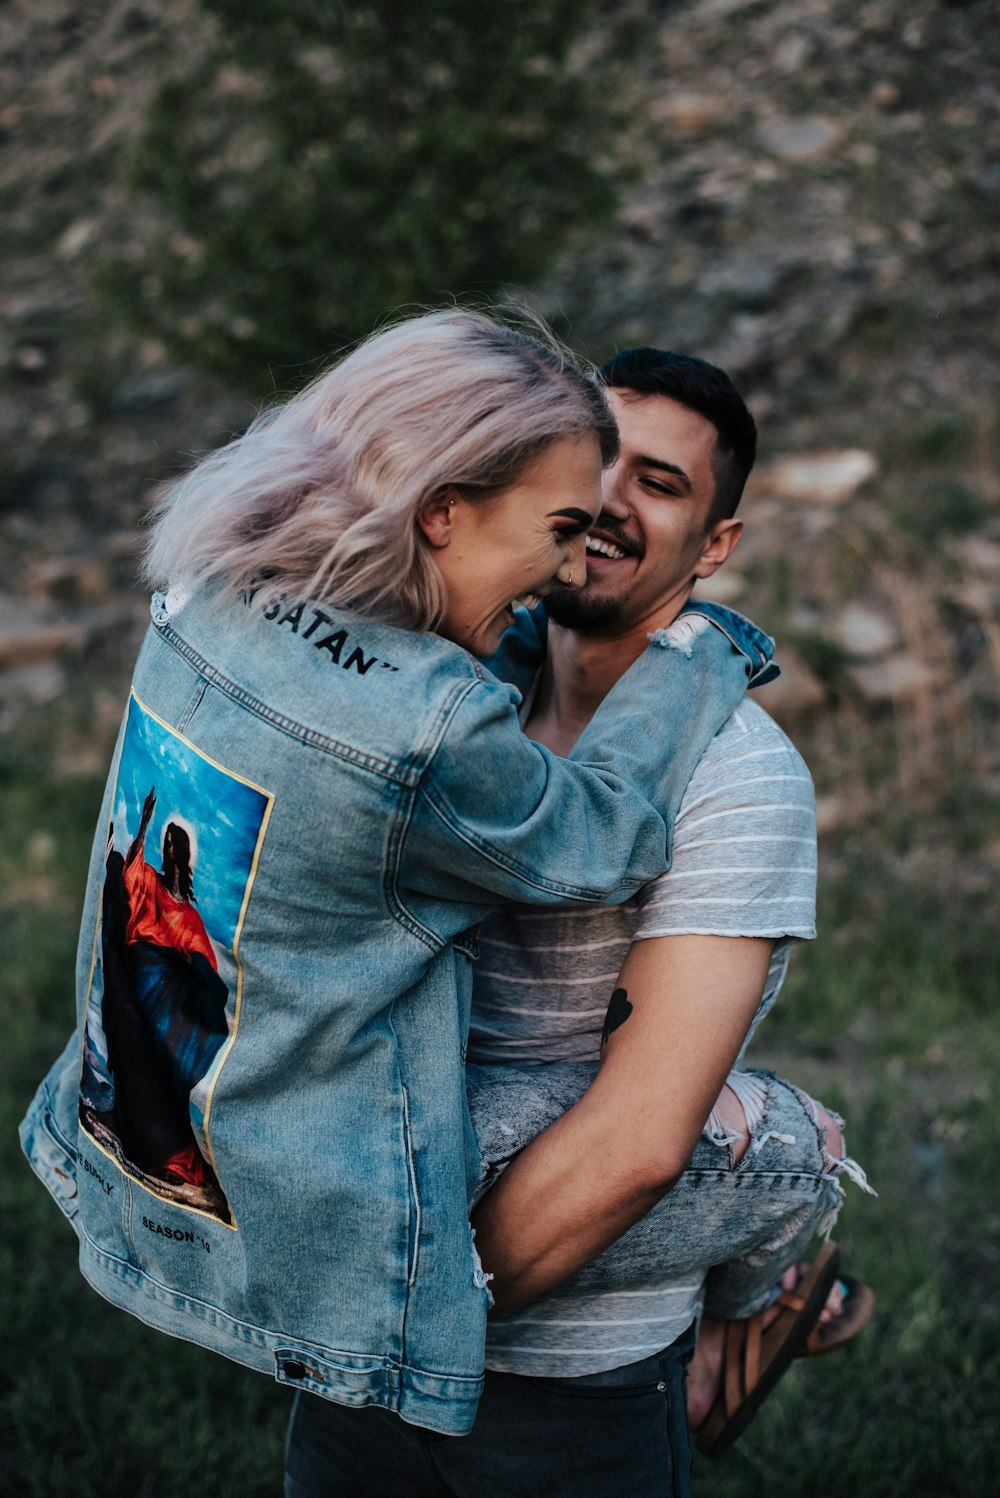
[417,488,460,549]
[693,518,742,579]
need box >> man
[284,351,868,1496]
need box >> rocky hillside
[2,0,998,839]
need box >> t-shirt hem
[630,925,815,942]
[483,1345,677,1378]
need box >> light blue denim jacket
[19,588,774,1435]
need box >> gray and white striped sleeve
[634,701,817,942]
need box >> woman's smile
[427,435,604,656]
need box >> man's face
[544,390,740,635]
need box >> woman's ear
[417,488,460,549]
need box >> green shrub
[97,0,635,387]
[907,412,971,466]
[903,478,989,539]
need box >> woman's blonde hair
[143,308,617,630]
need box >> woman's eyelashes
[547,506,597,539]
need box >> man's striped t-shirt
[468,697,817,1377]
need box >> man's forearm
[472,934,774,1316]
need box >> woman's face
[423,435,603,656]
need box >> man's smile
[584,528,642,566]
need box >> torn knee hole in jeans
[787,1082,875,1196]
[704,1074,876,1196]
[704,1073,793,1167]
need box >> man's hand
[470,932,773,1316]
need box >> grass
[694,823,1000,1496]
[2,700,998,1495]
[696,1031,1000,1497]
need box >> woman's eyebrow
[546,507,595,524]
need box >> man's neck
[525,596,689,756]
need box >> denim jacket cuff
[676,600,780,689]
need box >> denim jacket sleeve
[405,610,775,908]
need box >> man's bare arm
[470,932,773,1315]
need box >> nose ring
[566,570,573,585]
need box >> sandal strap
[724,1310,766,1415]
[744,1312,762,1394]
[804,1325,824,1355]
[724,1318,744,1416]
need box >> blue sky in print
[111,694,270,953]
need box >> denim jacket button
[285,1360,307,1380]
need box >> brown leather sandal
[695,1241,841,1458]
[803,1272,875,1355]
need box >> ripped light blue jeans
[468,1062,872,1322]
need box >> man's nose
[599,464,630,521]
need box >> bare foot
[687,1265,845,1429]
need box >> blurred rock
[622,202,662,242]
[0,620,88,670]
[10,336,55,381]
[815,794,851,836]
[53,740,112,777]
[27,830,58,867]
[1,456,89,514]
[754,647,827,723]
[27,556,109,604]
[832,603,898,658]
[973,165,1000,208]
[869,81,901,108]
[948,535,1000,577]
[710,313,770,373]
[756,450,878,505]
[0,661,66,709]
[701,253,796,310]
[757,116,844,164]
[847,654,943,703]
[651,92,727,135]
[103,528,144,559]
[944,577,996,617]
[773,33,811,74]
[111,370,188,411]
[56,216,99,258]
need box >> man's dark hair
[598,348,757,524]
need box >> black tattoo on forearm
[601,987,633,1045]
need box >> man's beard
[543,585,630,633]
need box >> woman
[20,308,771,1440]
